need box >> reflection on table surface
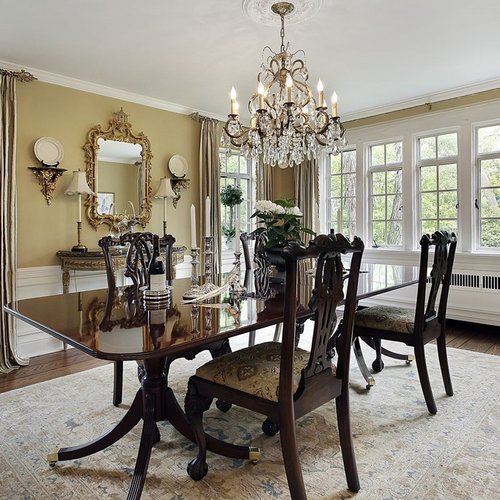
[7,264,419,361]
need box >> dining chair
[184,233,365,498]
[99,231,232,410]
[240,232,282,346]
[353,230,457,415]
[99,231,175,406]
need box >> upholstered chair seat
[354,305,415,334]
[196,341,328,402]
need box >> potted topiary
[220,184,244,244]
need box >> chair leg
[335,392,360,492]
[248,330,256,346]
[113,361,123,407]
[184,379,213,481]
[279,412,306,500]
[273,323,282,342]
[371,338,385,372]
[437,332,454,396]
[414,343,437,415]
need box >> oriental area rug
[1,330,499,500]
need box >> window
[475,124,500,249]
[416,132,458,236]
[368,141,403,247]
[219,150,254,236]
[327,149,356,237]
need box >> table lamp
[154,177,176,235]
[64,170,95,252]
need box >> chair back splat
[415,231,457,335]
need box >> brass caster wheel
[249,447,261,464]
[365,377,375,390]
[187,458,208,481]
[405,354,414,365]
[47,448,59,468]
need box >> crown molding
[343,77,500,122]
[3,59,500,124]
[0,59,226,122]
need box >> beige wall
[16,81,200,268]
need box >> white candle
[331,91,338,117]
[205,196,211,237]
[163,198,168,225]
[77,193,82,223]
[234,206,241,252]
[317,79,324,108]
[230,86,237,115]
[190,204,197,248]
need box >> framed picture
[97,192,114,214]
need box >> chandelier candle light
[222,1,346,168]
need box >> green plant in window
[220,184,244,243]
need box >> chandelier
[221,1,346,168]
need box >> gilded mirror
[83,109,152,232]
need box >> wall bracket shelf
[171,178,190,208]
[29,166,67,205]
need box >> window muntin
[327,149,356,237]
[476,124,500,249]
[417,132,458,236]
[219,150,254,236]
[368,141,403,247]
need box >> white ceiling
[2,0,500,121]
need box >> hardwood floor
[0,319,498,394]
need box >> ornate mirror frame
[83,109,153,232]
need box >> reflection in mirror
[83,109,152,232]
[96,139,143,216]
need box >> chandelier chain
[280,13,286,53]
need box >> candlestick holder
[198,236,218,294]
[230,251,246,295]
[183,247,202,299]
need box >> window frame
[473,121,500,251]
[415,130,459,239]
[366,138,404,248]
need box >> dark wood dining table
[4,263,419,499]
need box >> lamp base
[71,244,88,252]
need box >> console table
[56,246,186,293]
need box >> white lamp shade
[64,170,95,196]
[154,177,176,198]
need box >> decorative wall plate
[34,137,64,165]
[168,155,188,178]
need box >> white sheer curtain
[1,69,34,373]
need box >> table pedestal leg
[48,356,253,499]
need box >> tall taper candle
[77,193,82,223]
[234,206,241,252]
[205,196,211,237]
[190,204,197,248]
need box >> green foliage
[220,184,243,208]
[251,199,315,249]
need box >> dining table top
[5,263,419,362]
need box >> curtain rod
[0,68,37,82]
[190,112,220,124]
